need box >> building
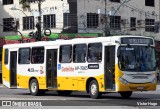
[0,0,160,39]
[0,0,78,37]
[77,0,160,39]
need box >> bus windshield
[118,46,156,71]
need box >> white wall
[0,0,69,36]
[1,0,160,40]
[77,0,160,40]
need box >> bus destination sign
[121,37,153,45]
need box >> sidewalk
[0,84,3,88]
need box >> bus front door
[104,46,115,90]
[10,51,17,88]
[46,49,57,88]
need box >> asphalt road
[0,84,160,108]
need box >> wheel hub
[91,83,97,95]
[31,82,37,93]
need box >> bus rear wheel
[57,90,72,96]
[119,91,132,98]
[89,80,102,99]
[29,79,44,96]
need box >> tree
[19,0,30,9]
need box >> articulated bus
[2,36,157,99]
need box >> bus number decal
[75,66,88,70]
[88,64,99,69]
[28,68,39,72]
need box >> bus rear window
[4,49,8,64]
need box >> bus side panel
[57,76,78,90]
[2,49,10,87]
[17,74,47,89]
[96,74,105,92]
[17,74,29,89]
[37,76,47,89]
[17,64,47,90]
[2,49,10,88]
[57,74,105,92]
[2,64,10,87]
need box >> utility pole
[104,0,110,36]
[104,0,107,36]
[36,0,42,41]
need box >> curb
[0,84,3,88]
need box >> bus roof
[3,35,154,49]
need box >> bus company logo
[62,67,74,72]
[40,66,44,74]
[2,101,42,107]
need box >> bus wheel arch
[86,77,102,99]
[29,77,45,96]
[86,77,96,93]
[29,77,37,88]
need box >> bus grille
[132,76,148,79]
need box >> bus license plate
[137,86,144,90]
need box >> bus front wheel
[29,79,42,96]
[89,80,102,99]
[119,91,132,98]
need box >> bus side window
[4,49,8,64]
[18,48,30,64]
[87,43,102,62]
[73,44,87,63]
[31,47,44,64]
[59,45,72,63]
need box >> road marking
[0,86,3,88]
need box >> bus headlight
[151,78,157,83]
[119,77,129,84]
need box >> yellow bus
[2,36,157,99]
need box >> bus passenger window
[31,47,44,64]
[59,45,72,63]
[73,44,87,63]
[87,43,102,62]
[18,48,30,64]
[4,49,8,64]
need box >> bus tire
[57,90,72,96]
[89,80,102,99]
[29,79,41,96]
[120,91,132,98]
